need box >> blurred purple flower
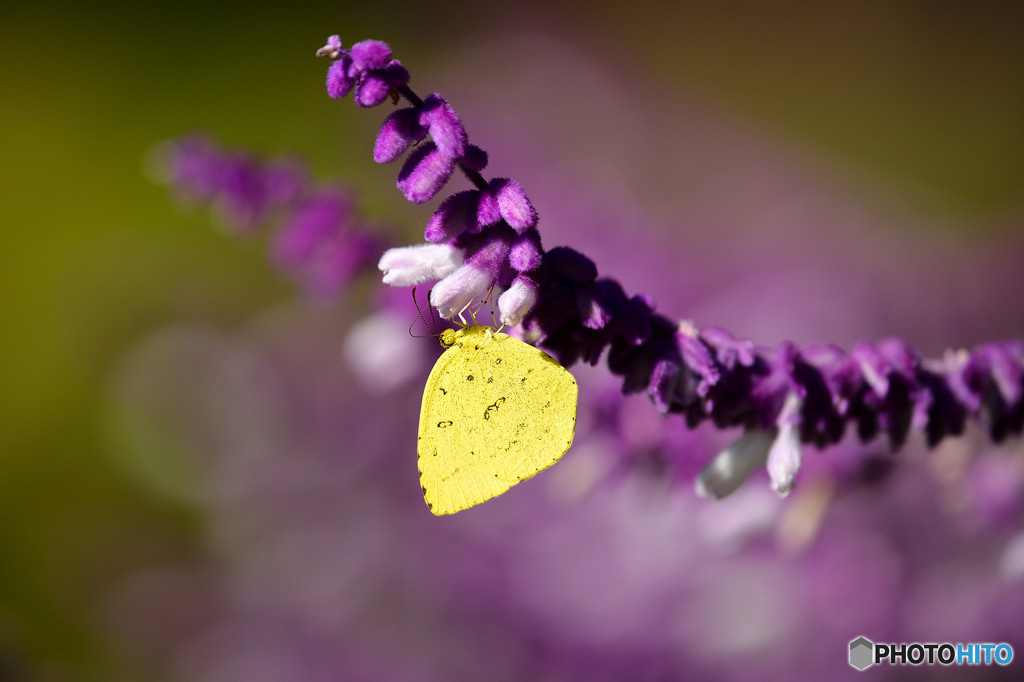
[153,134,381,298]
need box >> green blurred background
[1,0,1022,678]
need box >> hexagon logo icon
[849,636,874,671]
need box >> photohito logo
[849,636,1014,670]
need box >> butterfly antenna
[409,286,437,339]
[485,286,496,324]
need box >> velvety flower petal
[430,264,493,319]
[326,57,356,99]
[373,108,426,164]
[424,190,480,243]
[396,142,454,204]
[509,229,542,273]
[543,247,598,283]
[378,243,463,286]
[464,230,512,275]
[355,72,391,107]
[381,60,409,88]
[497,276,538,327]
[419,94,467,159]
[493,178,537,232]
[476,185,501,227]
[349,40,392,71]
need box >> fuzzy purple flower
[317,35,1024,500]
[395,142,455,204]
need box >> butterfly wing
[417,328,578,515]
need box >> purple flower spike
[374,108,427,164]
[316,35,1024,502]
[396,142,454,204]
[493,178,538,232]
[420,94,467,159]
[355,72,392,108]
[349,40,392,71]
[326,57,357,99]
[425,190,480,243]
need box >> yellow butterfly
[418,324,578,515]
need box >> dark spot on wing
[437,420,453,428]
[495,358,502,364]
[439,387,447,395]
[483,397,506,420]
[421,486,427,494]
[467,374,474,381]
